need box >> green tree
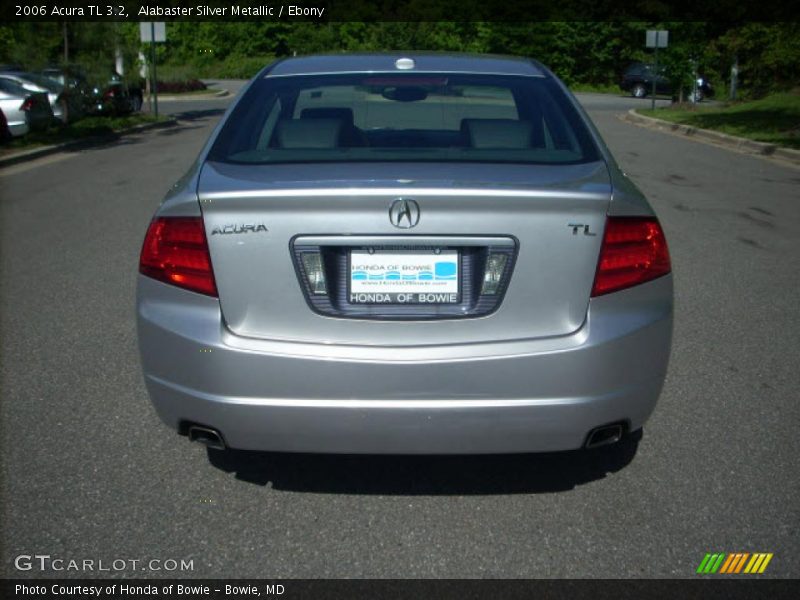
[714,22,800,98]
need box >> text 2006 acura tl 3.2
[136,54,672,454]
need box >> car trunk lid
[198,161,610,346]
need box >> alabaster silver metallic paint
[137,274,671,453]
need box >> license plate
[349,250,459,304]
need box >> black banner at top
[3,0,800,22]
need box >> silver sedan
[137,54,673,454]
[0,78,53,136]
[0,71,68,122]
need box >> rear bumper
[137,275,672,454]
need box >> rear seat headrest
[300,107,355,128]
[461,118,534,149]
[275,119,343,149]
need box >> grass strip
[638,93,800,150]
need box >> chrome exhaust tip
[187,425,227,451]
[585,423,624,449]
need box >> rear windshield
[208,73,599,165]
[22,73,63,92]
[0,78,29,96]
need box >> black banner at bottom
[3,579,800,600]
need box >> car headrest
[461,118,534,149]
[275,119,343,149]
[300,107,355,128]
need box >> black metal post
[651,32,659,111]
[150,23,158,118]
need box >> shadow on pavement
[64,134,145,154]
[170,108,226,122]
[206,430,642,494]
[157,125,205,136]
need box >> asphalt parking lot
[1,84,798,578]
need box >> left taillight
[139,217,218,297]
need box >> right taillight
[20,97,34,111]
[139,216,218,297]
[591,216,671,297]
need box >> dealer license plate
[349,250,459,304]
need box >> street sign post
[646,30,669,111]
[140,22,166,117]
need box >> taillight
[139,217,218,296]
[591,216,671,297]
[20,97,34,111]
[104,88,115,99]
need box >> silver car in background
[0,71,71,123]
[137,54,673,454]
[0,78,53,136]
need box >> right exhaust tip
[584,423,625,449]
[187,425,227,451]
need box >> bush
[201,54,275,79]
[157,54,274,81]
[155,64,200,82]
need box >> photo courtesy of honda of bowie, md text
[13,583,279,597]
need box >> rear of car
[88,73,140,116]
[0,78,52,135]
[0,81,30,137]
[0,72,65,122]
[137,55,672,454]
[20,91,54,132]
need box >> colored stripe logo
[697,553,773,574]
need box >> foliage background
[1,21,798,97]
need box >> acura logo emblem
[389,199,420,229]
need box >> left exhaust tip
[187,425,227,451]
[584,423,625,449]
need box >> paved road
[1,88,798,579]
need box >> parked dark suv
[620,62,713,101]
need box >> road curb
[624,109,800,166]
[0,118,178,169]
[156,89,230,102]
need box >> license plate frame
[348,249,460,304]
